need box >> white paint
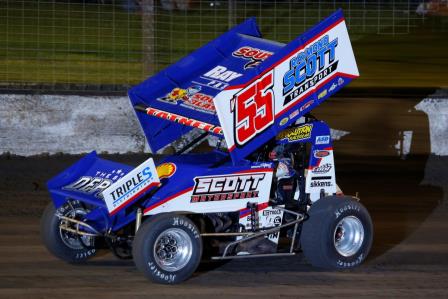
[0,94,149,156]
[103,157,159,214]
[415,93,448,156]
[394,130,413,158]
[306,149,337,195]
[144,170,274,215]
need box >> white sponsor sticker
[315,135,330,144]
[306,150,337,195]
[238,205,284,245]
[102,158,160,215]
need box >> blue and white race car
[41,9,373,284]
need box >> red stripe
[144,107,223,135]
[225,17,345,91]
[109,182,160,216]
[143,186,194,214]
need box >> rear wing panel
[213,9,359,163]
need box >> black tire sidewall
[40,201,96,263]
[323,200,373,268]
[301,197,373,269]
[133,214,202,284]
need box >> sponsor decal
[273,215,282,225]
[157,85,215,114]
[279,117,289,126]
[103,158,160,214]
[63,176,113,198]
[300,100,314,112]
[251,162,273,169]
[203,65,242,82]
[310,176,333,188]
[315,135,330,145]
[338,78,345,86]
[311,163,332,174]
[194,65,242,90]
[232,46,274,69]
[232,70,275,146]
[190,172,266,203]
[329,82,337,92]
[144,107,223,135]
[276,124,312,142]
[318,89,328,100]
[156,163,176,179]
[314,150,330,158]
[262,209,282,216]
[282,35,338,106]
[289,109,299,119]
[239,204,283,243]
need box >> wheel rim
[59,207,94,250]
[333,216,364,257]
[153,228,193,272]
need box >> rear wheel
[300,196,373,269]
[40,201,97,263]
[133,214,202,284]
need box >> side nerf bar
[134,104,223,136]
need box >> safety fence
[0,0,441,93]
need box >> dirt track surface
[1,96,448,298]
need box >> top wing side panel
[213,9,359,163]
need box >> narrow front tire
[133,214,202,284]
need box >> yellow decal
[318,89,327,100]
[276,124,312,141]
[279,117,289,126]
[168,88,188,101]
[156,163,177,179]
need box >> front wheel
[300,196,373,269]
[40,201,97,263]
[132,214,202,284]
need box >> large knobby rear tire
[40,201,97,263]
[133,214,202,284]
[300,196,373,269]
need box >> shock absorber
[247,202,259,232]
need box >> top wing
[213,9,359,163]
[129,9,358,162]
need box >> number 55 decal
[233,70,275,146]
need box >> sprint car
[41,9,373,284]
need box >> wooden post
[140,0,155,77]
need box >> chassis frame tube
[210,207,305,259]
